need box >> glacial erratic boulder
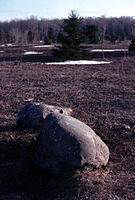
[33,113,110,175]
[16,102,72,128]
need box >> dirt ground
[0,52,135,199]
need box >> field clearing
[0,41,135,63]
[0,57,135,199]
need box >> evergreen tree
[129,37,135,51]
[109,32,118,44]
[57,31,63,43]
[119,33,125,42]
[53,11,89,60]
[27,30,33,43]
[44,35,51,45]
[0,29,2,43]
[48,27,55,43]
[84,24,101,44]
[5,31,11,43]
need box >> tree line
[0,15,135,45]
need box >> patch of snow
[0,51,4,53]
[24,98,34,102]
[33,45,54,48]
[24,51,43,55]
[91,49,128,52]
[45,60,112,65]
[0,43,14,47]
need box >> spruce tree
[0,29,2,43]
[54,11,89,61]
[109,32,118,44]
[48,27,55,43]
[129,37,135,51]
[27,30,33,43]
[5,31,11,43]
[44,35,51,45]
[84,24,101,44]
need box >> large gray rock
[33,113,110,175]
[16,103,72,128]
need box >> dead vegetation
[0,55,135,199]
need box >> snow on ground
[91,49,128,52]
[0,51,4,53]
[33,45,54,48]
[24,51,43,55]
[0,43,14,47]
[45,60,112,65]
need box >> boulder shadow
[0,124,80,199]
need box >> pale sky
[0,0,135,22]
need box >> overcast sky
[0,0,135,22]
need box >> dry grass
[0,57,135,199]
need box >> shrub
[44,36,51,45]
[129,37,135,51]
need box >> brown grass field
[0,44,135,199]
